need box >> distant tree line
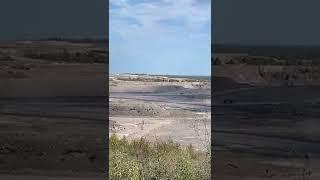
[44,37,108,44]
[213,44,320,60]
[23,48,107,63]
[212,56,320,66]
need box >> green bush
[109,134,210,180]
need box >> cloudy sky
[109,0,211,76]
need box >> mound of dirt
[213,65,267,85]
[110,102,170,117]
[110,83,186,93]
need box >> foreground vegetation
[109,134,210,180]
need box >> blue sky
[110,0,211,76]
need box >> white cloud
[110,0,210,39]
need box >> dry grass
[109,134,211,180]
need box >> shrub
[109,134,210,180]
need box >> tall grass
[109,134,210,180]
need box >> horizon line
[109,72,211,77]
